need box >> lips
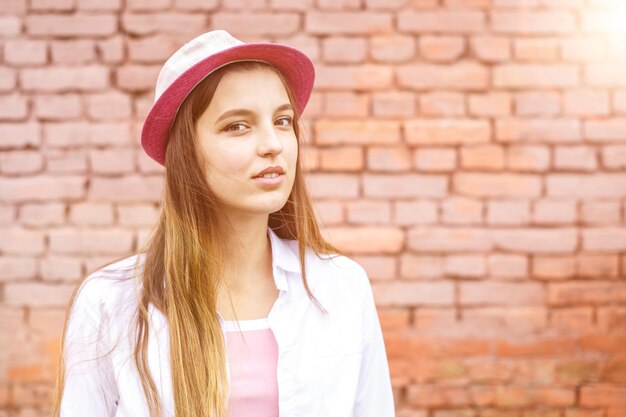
[254,165,285,178]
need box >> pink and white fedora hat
[141,29,315,166]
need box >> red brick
[514,38,559,61]
[470,35,511,62]
[398,62,489,90]
[445,254,486,278]
[319,147,363,172]
[582,227,626,251]
[345,200,391,224]
[532,256,575,280]
[26,14,116,36]
[407,227,492,252]
[614,91,626,114]
[44,122,91,148]
[0,176,85,203]
[322,226,403,254]
[373,281,455,307]
[49,228,133,255]
[372,92,415,118]
[46,149,88,173]
[454,173,541,198]
[314,120,400,145]
[19,203,65,227]
[116,64,161,92]
[419,92,465,116]
[515,91,560,116]
[121,13,206,36]
[127,0,171,10]
[486,200,530,226]
[21,66,109,92]
[461,307,547,337]
[548,281,626,305]
[419,36,465,62]
[562,37,605,62]
[306,12,392,34]
[496,118,581,143]
[4,282,76,307]
[322,37,367,64]
[377,307,410,330]
[533,199,577,225]
[414,147,457,172]
[364,174,447,198]
[491,11,576,34]
[89,175,163,202]
[89,122,133,147]
[117,204,158,227]
[39,256,82,281]
[87,92,133,121]
[398,10,485,33]
[0,205,17,226]
[460,145,505,170]
[0,228,45,256]
[442,197,482,226]
[31,0,73,11]
[316,0,360,10]
[581,201,621,224]
[602,145,626,169]
[406,385,470,407]
[367,147,412,172]
[371,34,416,63]
[0,94,28,120]
[0,67,17,92]
[469,92,512,117]
[554,146,597,171]
[127,35,178,63]
[491,228,577,254]
[276,34,320,62]
[0,150,43,174]
[580,385,626,408]
[4,40,47,65]
[312,200,344,225]
[212,13,300,36]
[547,174,626,199]
[269,0,312,11]
[316,64,393,90]
[506,145,550,172]
[494,386,575,407]
[323,92,369,118]
[69,203,114,226]
[488,254,527,279]
[586,64,626,88]
[494,65,579,88]
[564,90,610,116]
[551,306,593,330]
[586,118,626,141]
[460,281,544,306]
[400,254,443,279]
[0,16,21,37]
[34,94,82,121]
[580,253,619,280]
[405,119,490,145]
[0,122,40,148]
[97,36,124,64]
[50,39,96,64]
[78,0,121,10]
[0,257,37,281]
[306,173,359,199]
[597,306,626,332]
[394,201,438,226]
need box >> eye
[275,116,293,127]
[224,122,247,132]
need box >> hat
[140,30,315,166]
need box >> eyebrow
[215,103,294,124]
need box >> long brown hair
[51,61,343,417]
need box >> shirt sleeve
[59,277,119,417]
[353,266,396,417]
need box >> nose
[257,121,283,157]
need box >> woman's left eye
[275,116,293,127]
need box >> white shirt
[60,227,396,417]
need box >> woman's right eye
[224,123,246,132]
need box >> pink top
[223,318,279,417]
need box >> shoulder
[72,253,144,322]
[304,249,371,302]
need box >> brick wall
[1,0,626,416]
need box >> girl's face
[195,66,298,218]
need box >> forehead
[210,66,291,112]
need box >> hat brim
[141,43,315,166]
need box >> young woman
[52,30,395,417]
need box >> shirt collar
[267,226,301,292]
